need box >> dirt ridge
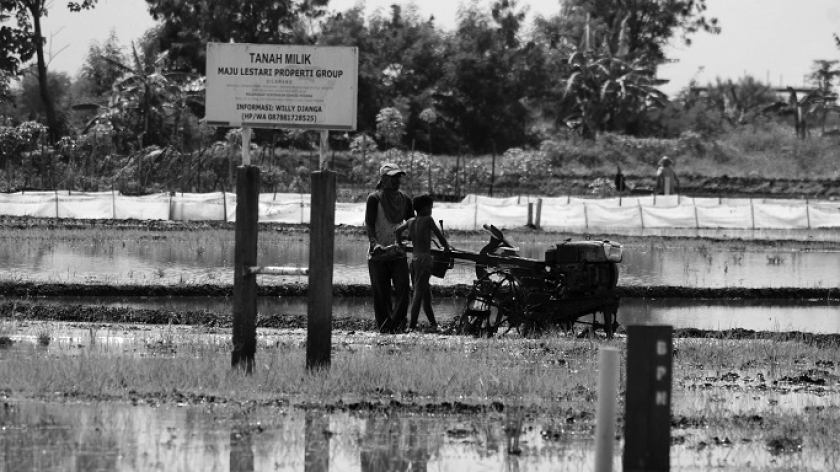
[0,281,836,300]
[2,300,839,347]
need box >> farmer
[365,163,415,333]
[655,156,680,195]
[615,165,628,193]
[395,193,450,333]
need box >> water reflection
[359,416,436,472]
[2,399,835,472]
[0,401,605,472]
[0,233,837,288]
[231,412,255,472]
[305,411,330,472]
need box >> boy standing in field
[396,194,450,333]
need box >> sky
[39,0,840,97]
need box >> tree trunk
[427,159,433,196]
[455,153,461,199]
[490,141,496,197]
[30,1,60,143]
[142,83,150,148]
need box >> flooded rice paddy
[1,321,839,472]
[1,226,838,333]
[1,225,839,471]
[0,229,838,288]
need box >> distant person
[396,194,450,333]
[615,166,628,193]
[365,163,415,333]
[655,156,680,195]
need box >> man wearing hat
[655,156,680,195]
[365,162,415,333]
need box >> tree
[700,76,778,126]
[319,4,447,143]
[562,17,668,139]
[368,5,448,147]
[760,59,840,140]
[0,0,99,141]
[763,87,830,140]
[808,60,840,134]
[418,107,436,154]
[0,70,11,107]
[0,0,37,79]
[375,107,405,158]
[563,51,667,139]
[436,1,536,152]
[145,0,328,73]
[563,0,720,64]
[77,29,126,99]
[111,44,203,149]
[319,7,383,134]
[14,68,72,123]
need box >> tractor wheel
[458,270,524,337]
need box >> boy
[395,194,450,332]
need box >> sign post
[231,163,259,373]
[623,325,673,471]
[207,43,357,372]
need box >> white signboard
[205,43,358,130]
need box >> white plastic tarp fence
[1,191,839,229]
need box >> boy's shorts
[410,253,433,279]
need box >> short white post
[527,202,534,226]
[638,202,644,229]
[806,199,811,229]
[319,130,329,170]
[595,346,620,472]
[473,202,479,231]
[241,127,252,166]
[583,203,589,229]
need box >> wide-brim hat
[658,156,673,167]
[380,163,406,177]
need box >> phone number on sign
[241,112,316,123]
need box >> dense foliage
[0,0,838,196]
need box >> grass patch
[0,329,837,411]
[2,323,840,465]
[0,334,606,407]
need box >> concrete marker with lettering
[623,325,673,472]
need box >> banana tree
[563,49,668,139]
[809,60,840,134]
[106,42,194,148]
[762,87,839,139]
